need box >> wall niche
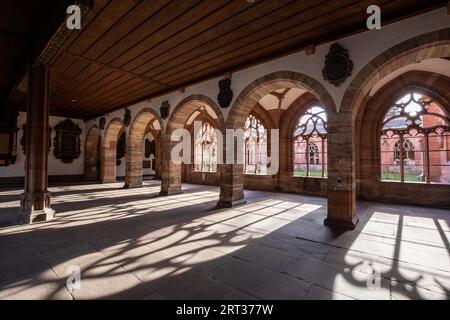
[53,119,82,163]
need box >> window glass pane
[380,134,400,181]
[403,164,425,183]
[308,137,323,177]
[381,164,401,182]
[293,137,306,177]
[194,120,217,173]
[293,106,327,178]
[427,133,449,184]
[244,114,268,175]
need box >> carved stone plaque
[53,119,82,163]
[160,101,170,120]
[322,43,353,86]
[218,78,233,108]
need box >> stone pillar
[154,132,162,180]
[84,131,100,181]
[217,164,246,208]
[124,136,143,189]
[217,127,246,208]
[159,133,182,195]
[101,132,119,184]
[101,146,117,184]
[325,111,358,229]
[18,64,55,224]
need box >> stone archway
[343,29,450,118]
[331,28,450,229]
[161,94,225,196]
[125,108,163,189]
[356,71,450,207]
[219,71,336,208]
[101,118,124,184]
[84,124,101,181]
[278,92,323,188]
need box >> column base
[123,182,143,189]
[324,216,359,230]
[216,199,247,208]
[17,207,55,224]
[101,179,117,184]
[159,190,183,196]
[18,191,55,224]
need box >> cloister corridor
[0,181,448,300]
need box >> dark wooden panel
[51,66,114,112]
[97,0,204,65]
[162,0,409,85]
[146,0,349,80]
[68,0,142,55]
[49,0,112,82]
[130,0,298,74]
[112,0,232,69]
[158,0,373,83]
[83,0,172,60]
[50,63,104,104]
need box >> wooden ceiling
[6,0,448,120]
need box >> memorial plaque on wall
[53,119,82,163]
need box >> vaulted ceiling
[3,0,448,120]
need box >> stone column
[84,132,100,181]
[18,64,55,224]
[154,132,162,180]
[159,133,182,195]
[325,111,358,229]
[124,135,143,189]
[217,163,246,208]
[101,145,117,184]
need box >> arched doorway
[161,95,225,196]
[125,108,162,189]
[102,118,125,184]
[84,124,101,181]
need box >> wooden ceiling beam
[61,50,174,89]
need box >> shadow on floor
[0,182,449,300]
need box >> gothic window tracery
[293,106,328,178]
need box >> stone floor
[0,181,449,300]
